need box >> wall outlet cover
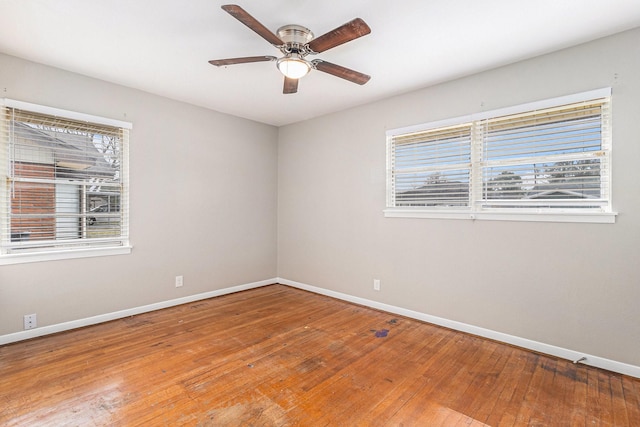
[24,313,37,330]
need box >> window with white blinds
[1,100,132,263]
[385,88,615,223]
[391,123,472,208]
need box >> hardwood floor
[1,284,639,426]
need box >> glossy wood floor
[1,284,639,426]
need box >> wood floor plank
[622,375,640,424]
[1,284,638,426]
[611,374,631,426]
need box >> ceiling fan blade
[221,4,284,46]
[307,18,371,53]
[283,77,298,94]
[209,56,276,66]
[312,60,371,85]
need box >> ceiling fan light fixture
[277,54,311,79]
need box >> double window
[1,100,132,264]
[385,88,615,223]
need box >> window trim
[1,99,133,264]
[385,88,617,224]
[0,245,132,265]
[2,99,132,129]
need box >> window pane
[395,169,470,207]
[482,160,603,208]
[391,124,471,207]
[485,113,602,160]
[481,102,605,207]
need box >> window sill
[0,245,133,265]
[383,208,617,224]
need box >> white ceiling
[1,0,640,127]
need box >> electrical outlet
[24,313,37,330]
[175,275,184,288]
[373,279,381,291]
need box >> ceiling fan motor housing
[277,25,314,44]
[277,25,314,54]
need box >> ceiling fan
[209,4,371,94]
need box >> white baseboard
[0,278,275,346]
[277,277,640,379]
[3,276,638,379]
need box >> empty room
[1,1,639,425]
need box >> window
[1,100,132,264]
[385,88,615,223]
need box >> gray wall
[0,53,278,335]
[278,28,640,366]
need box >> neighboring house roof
[525,182,600,199]
[13,121,115,178]
[524,189,597,199]
[396,181,468,206]
[396,180,600,204]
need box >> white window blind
[1,100,131,260]
[386,89,614,223]
[390,123,472,208]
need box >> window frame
[0,99,132,265]
[385,88,616,224]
